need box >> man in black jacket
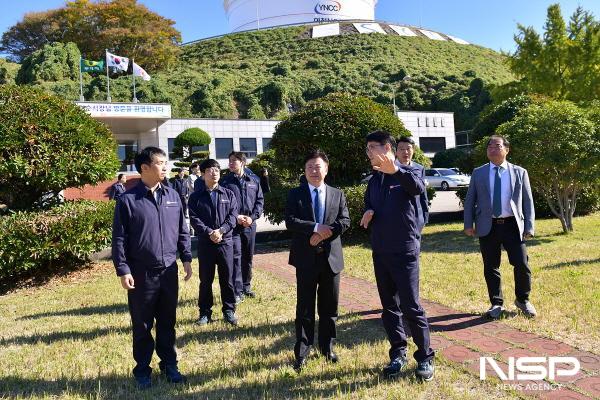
[360,131,435,382]
[188,159,239,326]
[170,168,190,216]
[112,147,192,389]
[285,149,350,372]
[220,151,264,302]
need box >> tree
[270,92,426,186]
[496,100,600,232]
[509,4,600,101]
[1,0,182,71]
[171,128,211,170]
[16,42,80,84]
[0,85,120,210]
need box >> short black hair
[303,149,329,166]
[200,159,220,172]
[397,136,415,147]
[366,130,396,149]
[228,151,247,163]
[134,147,166,173]
[487,135,510,148]
[117,173,125,180]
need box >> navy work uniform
[109,181,126,200]
[364,164,435,364]
[220,171,264,297]
[112,181,192,379]
[188,184,238,318]
[171,175,190,216]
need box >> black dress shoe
[325,352,339,363]
[293,356,306,372]
[243,289,256,298]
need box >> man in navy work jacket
[109,173,127,201]
[170,168,190,217]
[220,151,264,303]
[396,136,429,230]
[285,149,350,372]
[188,159,239,326]
[360,130,435,382]
[464,135,536,319]
[112,146,193,390]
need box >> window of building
[262,138,272,151]
[239,138,257,158]
[417,117,421,127]
[441,118,445,127]
[433,118,437,127]
[117,141,138,172]
[425,117,430,127]
[215,138,233,159]
[419,137,446,153]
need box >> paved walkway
[254,251,600,400]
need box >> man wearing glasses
[360,131,435,381]
[464,135,536,319]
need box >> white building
[224,0,378,32]
[76,101,454,172]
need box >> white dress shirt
[488,161,513,218]
[308,183,326,231]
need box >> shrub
[174,127,211,148]
[0,85,120,210]
[270,92,412,186]
[431,147,469,168]
[0,201,114,282]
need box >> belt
[492,216,515,224]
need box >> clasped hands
[310,224,333,247]
[237,215,253,228]
[209,229,223,243]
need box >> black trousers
[294,253,340,359]
[373,249,434,363]
[198,241,236,315]
[479,218,532,306]
[128,264,179,378]
[232,224,257,295]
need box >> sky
[0,0,599,54]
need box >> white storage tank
[224,0,378,32]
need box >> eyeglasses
[365,144,385,154]
[487,144,506,149]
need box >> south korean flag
[106,51,130,72]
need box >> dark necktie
[493,166,502,217]
[313,188,321,224]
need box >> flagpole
[79,56,85,101]
[132,58,139,103]
[256,0,260,30]
[105,49,111,102]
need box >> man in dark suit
[396,136,429,230]
[285,149,350,372]
[464,135,536,319]
[360,131,435,382]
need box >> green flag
[81,59,105,73]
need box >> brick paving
[254,251,600,399]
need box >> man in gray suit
[464,135,537,319]
[285,149,350,371]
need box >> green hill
[6,23,516,130]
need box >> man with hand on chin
[285,150,350,372]
[360,131,435,382]
[112,146,192,390]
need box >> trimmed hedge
[0,201,114,282]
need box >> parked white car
[425,168,470,190]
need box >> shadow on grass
[543,257,600,270]
[420,230,555,254]
[0,313,402,399]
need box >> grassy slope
[18,25,514,121]
[344,213,600,354]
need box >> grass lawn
[1,261,519,399]
[344,213,600,354]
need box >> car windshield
[439,169,457,176]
